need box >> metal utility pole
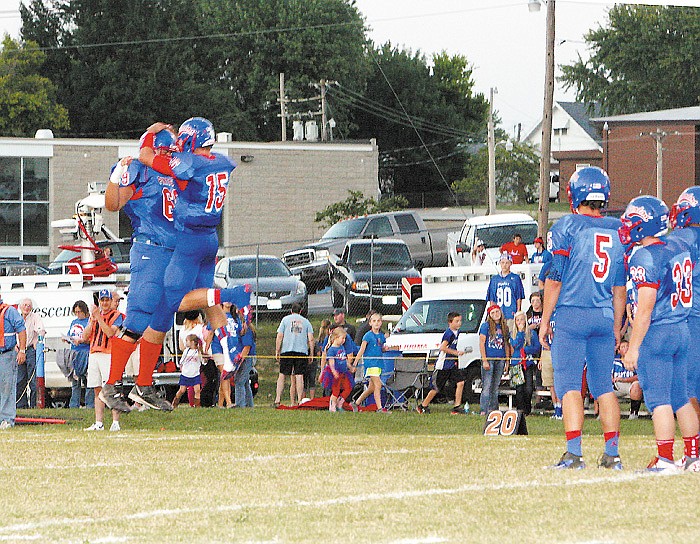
[538,0,555,237]
[320,79,328,141]
[279,73,287,141]
[487,87,497,216]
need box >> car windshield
[476,223,538,248]
[321,218,368,240]
[392,299,485,334]
[228,258,291,279]
[0,262,49,276]
[348,244,411,269]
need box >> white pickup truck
[386,263,543,405]
[446,213,539,268]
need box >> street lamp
[529,0,555,237]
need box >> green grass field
[2,406,699,544]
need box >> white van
[446,213,538,268]
[387,263,543,405]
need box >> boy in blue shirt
[416,312,467,415]
[487,252,524,324]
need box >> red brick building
[592,106,700,209]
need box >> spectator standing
[416,312,467,415]
[16,298,45,409]
[472,238,488,266]
[234,317,256,408]
[315,319,332,396]
[332,308,357,340]
[323,328,356,412]
[172,334,204,408]
[530,237,552,264]
[486,252,525,325]
[84,290,124,431]
[210,303,236,408]
[350,311,392,413]
[479,304,510,415]
[179,310,215,407]
[354,311,374,346]
[65,300,91,408]
[0,291,27,429]
[510,311,541,415]
[500,233,528,264]
[274,303,314,407]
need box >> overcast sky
[1,0,698,140]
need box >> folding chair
[391,356,431,408]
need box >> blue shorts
[551,306,615,400]
[123,242,174,335]
[686,316,700,400]
[179,374,202,387]
[637,322,690,412]
[150,231,218,332]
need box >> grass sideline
[2,407,698,543]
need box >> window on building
[0,157,50,257]
[553,128,568,136]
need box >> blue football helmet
[618,195,669,246]
[139,130,176,153]
[176,117,216,152]
[670,186,700,229]
[567,166,611,212]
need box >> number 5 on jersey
[592,233,612,283]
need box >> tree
[0,35,69,136]
[20,0,369,140]
[314,190,408,228]
[334,44,488,202]
[560,5,700,115]
[452,142,540,205]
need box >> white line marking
[0,471,659,534]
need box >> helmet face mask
[618,195,669,246]
[670,187,700,229]
[176,117,215,152]
[567,167,611,213]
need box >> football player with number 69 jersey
[539,166,626,470]
[620,195,700,473]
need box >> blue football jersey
[167,152,237,232]
[548,214,625,308]
[627,235,693,326]
[669,227,700,318]
[612,357,636,380]
[486,272,524,319]
[112,159,178,249]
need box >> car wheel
[464,363,482,405]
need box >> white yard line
[0,471,660,534]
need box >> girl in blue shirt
[479,304,511,415]
[351,311,392,413]
[510,311,541,415]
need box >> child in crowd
[351,311,392,413]
[235,316,256,408]
[416,312,467,415]
[172,334,204,408]
[479,304,510,415]
[510,310,541,415]
[320,327,356,412]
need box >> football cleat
[676,456,700,473]
[646,456,679,474]
[598,453,623,470]
[550,451,586,470]
[128,385,173,411]
[98,383,132,413]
